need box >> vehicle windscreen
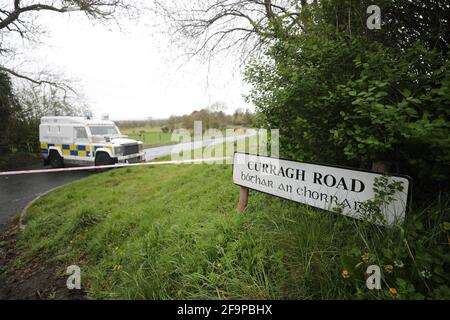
[89,126,119,136]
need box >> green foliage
[0,71,17,152]
[352,176,405,225]
[246,26,372,163]
[0,71,41,154]
[161,126,170,133]
[245,1,450,188]
[0,78,89,154]
[241,0,450,298]
[166,108,255,132]
[338,195,449,300]
[328,44,450,182]
[118,108,256,135]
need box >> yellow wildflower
[361,252,370,264]
[113,264,123,271]
[389,288,398,296]
[342,269,350,279]
[385,264,394,273]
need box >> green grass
[18,164,340,299]
[14,160,449,300]
[119,127,173,148]
[119,126,250,148]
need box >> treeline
[117,107,256,132]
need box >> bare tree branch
[155,0,311,63]
[0,66,76,94]
[0,0,137,92]
[0,0,133,30]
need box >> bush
[245,24,450,192]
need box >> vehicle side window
[74,127,89,141]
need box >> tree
[207,101,227,113]
[245,0,450,186]
[3,83,89,153]
[319,0,450,54]
[232,108,245,125]
[0,0,136,90]
[0,0,138,154]
[242,108,255,127]
[0,71,17,151]
[156,0,313,62]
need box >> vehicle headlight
[139,143,143,152]
[114,146,124,155]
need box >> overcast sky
[15,7,253,121]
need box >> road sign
[233,153,411,225]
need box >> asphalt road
[0,134,251,229]
[143,135,242,160]
[0,165,93,229]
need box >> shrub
[245,25,450,192]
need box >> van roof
[40,116,115,126]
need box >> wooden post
[238,187,249,212]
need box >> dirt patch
[0,223,87,300]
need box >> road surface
[143,135,243,160]
[0,134,252,229]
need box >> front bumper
[115,152,146,164]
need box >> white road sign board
[233,153,411,225]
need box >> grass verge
[11,162,449,300]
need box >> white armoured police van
[39,116,145,168]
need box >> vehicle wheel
[49,151,64,168]
[95,152,114,166]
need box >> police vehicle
[39,116,145,168]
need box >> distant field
[119,127,174,148]
[119,126,249,148]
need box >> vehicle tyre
[95,152,114,167]
[49,151,64,168]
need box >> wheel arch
[48,146,63,158]
[94,150,117,164]
[94,148,113,158]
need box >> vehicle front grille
[123,144,139,156]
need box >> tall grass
[16,164,449,299]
